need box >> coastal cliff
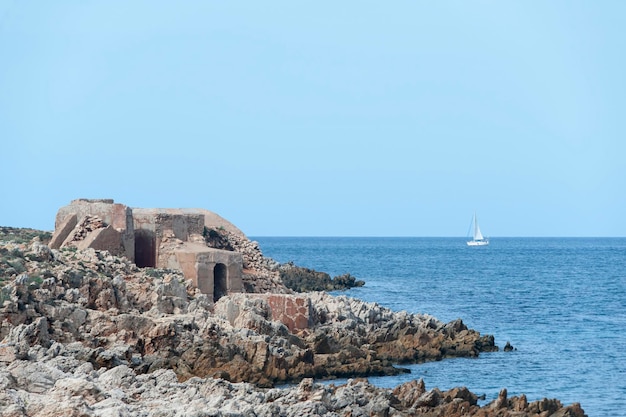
[0,226,586,416]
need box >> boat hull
[467,240,489,246]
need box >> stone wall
[158,241,243,302]
[132,209,205,241]
[265,294,312,332]
[49,199,134,260]
[216,293,312,332]
[132,208,206,268]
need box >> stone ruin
[49,199,243,302]
[48,199,317,331]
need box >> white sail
[467,213,489,246]
[473,216,484,241]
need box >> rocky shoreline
[0,227,586,416]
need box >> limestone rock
[0,231,587,417]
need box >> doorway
[135,229,156,268]
[213,263,228,302]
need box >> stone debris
[203,226,289,294]
[66,215,105,243]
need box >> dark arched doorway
[213,263,228,302]
[135,230,156,268]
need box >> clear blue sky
[1,1,624,237]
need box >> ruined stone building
[49,199,243,302]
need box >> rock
[29,240,53,262]
[504,341,516,351]
[0,230,587,417]
[52,377,106,404]
[444,386,478,406]
[492,387,508,409]
[392,379,427,408]
[99,365,137,390]
[278,263,365,292]
[0,318,51,360]
[414,388,442,408]
[7,360,67,394]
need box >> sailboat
[467,213,489,246]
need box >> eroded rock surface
[0,363,586,417]
[203,226,289,294]
[0,242,497,387]
[0,234,586,417]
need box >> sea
[253,237,626,417]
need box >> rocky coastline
[0,226,586,416]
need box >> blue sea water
[253,237,626,417]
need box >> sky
[1,1,624,237]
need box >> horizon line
[249,235,626,239]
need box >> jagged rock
[278,263,365,292]
[392,378,427,408]
[203,227,289,294]
[493,387,508,409]
[0,231,587,417]
[0,240,500,388]
[29,240,52,262]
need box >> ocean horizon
[255,236,626,417]
[252,236,626,239]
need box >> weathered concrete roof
[132,207,246,237]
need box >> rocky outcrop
[0,227,52,245]
[307,293,498,365]
[279,262,365,292]
[1,238,496,386]
[0,232,586,417]
[0,358,587,417]
[390,381,585,417]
